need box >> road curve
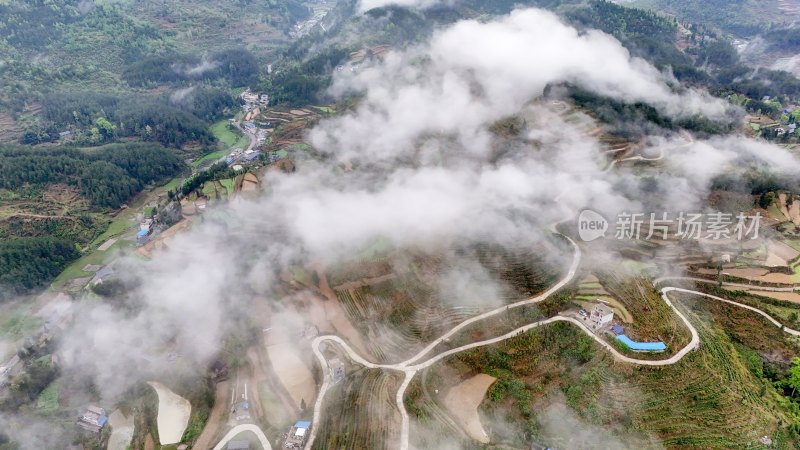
[664,287,800,336]
[212,423,272,450]
[403,236,581,366]
[302,194,799,450]
[655,275,799,292]
[304,281,800,450]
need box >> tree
[787,357,800,397]
[95,116,116,140]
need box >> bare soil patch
[769,240,799,262]
[443,374,496,443]
[265,344,315,410]
[147,381,191,445]
[107,409,134,450]
[97,238,117,252]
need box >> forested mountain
[122,49,260,87]
[263,0,800,117]
[0,0,313,295]
[0,0,311,116]
[3,0,800,301]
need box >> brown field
[312,367,401,450]
[700,267,768,278]
[0,113,24,142]
[442,374,496,443]
[266,344,316,411]
[241,172,259,192]
[743,289,800,304]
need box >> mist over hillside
[4,1,800,450]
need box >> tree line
[29,91,220,147]
[0,237,80,298]
[0,143,186,208]
[122,49,260,87]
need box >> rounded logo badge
[578,209,608,241]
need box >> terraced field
[574,273,634,323]
[332,245,563,363]
[336,273,480,363]
[312,367,402,450]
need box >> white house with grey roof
[590,303,614,326]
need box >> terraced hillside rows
[312,366,401,450]
[335,272,481,363]
[331,245,564,363]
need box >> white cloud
[312,9,734,164]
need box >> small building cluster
[581,302,667,353]
[284,420,311,449]
[135,203,181,247]
[244,148,259,162]
[77,405,107,433]
[241,89,268,107]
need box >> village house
[77,406,107,433]
[285,421,311,449]
[590,303,614,326]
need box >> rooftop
[592,303,614,316]
[616,335,666,352]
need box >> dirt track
[191,380,230,450]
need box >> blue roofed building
[285,420,312,448]
[77,405,107,433]
[616,335,666,352]
[136,228,150,246]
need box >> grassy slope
[210,121,248,148]
[600,273,691,352]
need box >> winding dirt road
[304,236,800,450]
